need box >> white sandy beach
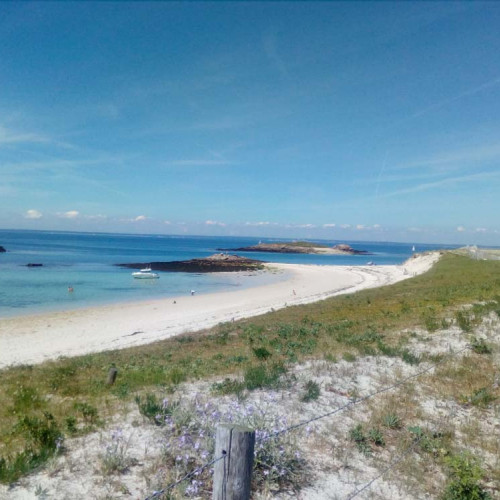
[0,253,440,369]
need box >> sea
[0,230,458,318]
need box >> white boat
[132,267,159,279]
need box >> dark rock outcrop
[331,244,371,255]
[219,244,311,254]
[218,242,371,255]
[117,253,265,273]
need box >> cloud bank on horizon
[1,2,500,245]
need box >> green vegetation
[470,337,492,355]
[286,240,327,248]
[1,253,500,487]
[349,423,386,456]
[0,412,62,483]
[442,453,492,500]
[382,413,403,430]
[300,380,321,402]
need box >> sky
[1,2,500,245]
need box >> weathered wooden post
[213,424,255,500]
[106,367,118,385]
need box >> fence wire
[346,434,425,499]
[144,453,225,500]
[145,343,473,499]
[261,344,470,443]
[346,373,498,499]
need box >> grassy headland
[1,252,499,495]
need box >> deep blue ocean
[0,230,457,317]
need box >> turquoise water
[0,230,457,317]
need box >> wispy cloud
[84,214,107,221]
[54,211,108,221]
[392,143,500,172]
[412,76,500,119]
[381,170,500,198]
[3,156,126,172]
[166,159,235,167]
[354,224,382,231]
[58,210,80,219]
[121,215,149,223]
[189,115,253,132]
[205,220,226,227]
[245,221,274,226]
[0,125,49,146]
[2,156,131,200]
[262,32,290,79]
[24,209,43,219]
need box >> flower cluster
[146,392,307,497]
[98,428,136,475]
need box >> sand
[0,252,441,369]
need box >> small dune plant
[300,380,321,402]
[98,428,137,475]
[442,452,492,500]
[455,310,473,333]
[470,337,492,355]
[0,412,63,484]
[141,393,307,497]
[382,413,402,430]
[349,423,386,456]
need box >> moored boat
[132,267,159,279]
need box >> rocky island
[217,241,371,255]
[117,253,265,273]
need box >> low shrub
[470,338,492,355]
[0,412,62,484]
[135,393,179,425]
[422,310,440,332]
[252,347,272,360]
[349,424,372,456]
[243,363,286,391]
[442,452,492,500]
[300,380,320,402]
[74,402,99,425]
[455,311,473,333]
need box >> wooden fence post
[106,367,118,385]
[213,424,255,500]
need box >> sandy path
[0,253,440,369]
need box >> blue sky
[1,2,500,245]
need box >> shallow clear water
[0,230,457,317]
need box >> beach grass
[1,253,500,486]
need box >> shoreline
[0,253,440,369]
